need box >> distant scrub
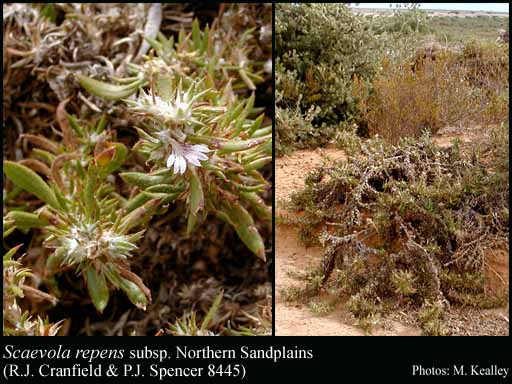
[371,5,431,35]
[356,41,509,143]
[429,15,509,42]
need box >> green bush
[275,102,342,156]
[276,3,379,124]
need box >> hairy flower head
[128,82,208,126]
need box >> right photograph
[275,3,509,336]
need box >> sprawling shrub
[287,127,509,335]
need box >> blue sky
[351,3,509,12]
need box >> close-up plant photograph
[1,2,511,383]
[3,3,272,336]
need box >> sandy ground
[275,146,421,336]
[275,147,346,203]
[432,125,488,148]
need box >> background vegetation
[276,3,509,154]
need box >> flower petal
[186,155,201,167]
[166,153,176,168]
[177,156,187,174]
[191,144,210,153]
[194,152,208,161]
[173,155,182,174]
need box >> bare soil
[432,124,488,148]
[275,147,346,203]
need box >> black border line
[271,0,276,337]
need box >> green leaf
[53,184,69,212]
[188,169,204,215]
[85,265,110,313]
[125,192,174,213]
[222,100,245,127]
[215,137,268,153]
[84,166,97,220]
[235,223,266,261]
[4,244,23,261]
[220,201,266,260]
[240,192,271,221]
[4,161,61,210]
[146,184,184,194]
[243,156,272,171]
[200,290,223,331]
[7,211,49,233]
[3,225,16,239]
[32,149,56,166]
[78,75,143,101]
[192,18,201,50]
[251,123,271,138]
[3,218,15,235]
[239,68,256,91]
[96,114,108,133]
[119,278,148,310]
[118,198,161,234]
[144,35,163,52]
[67,114,83,136]
[231,93,255,138]
[125,192,153,213]
[201,24,209,55]
[186,212,198,235]
[41,4,57,23]
[248,114,265,136]
[120,172,171,188]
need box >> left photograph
[3,3,272,336]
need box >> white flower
[62,237,85,264]
[166,139,210,174]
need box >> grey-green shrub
[276,3,379,125]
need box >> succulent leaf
[4,161,61,210]
[85,265,110,313]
